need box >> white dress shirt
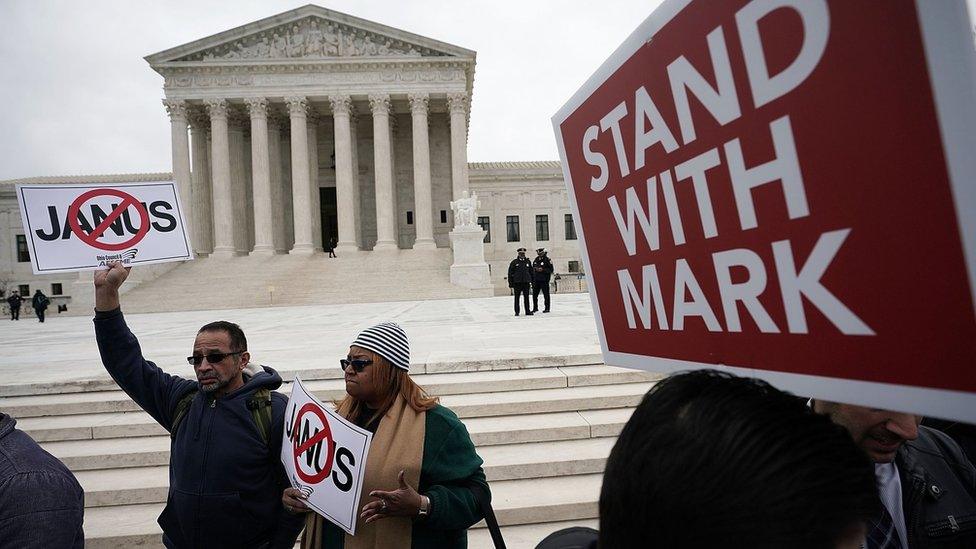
[875,461,909,548]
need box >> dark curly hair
[599,369,878,549]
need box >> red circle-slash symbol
[292,403,335,484]
[67,188,150,251]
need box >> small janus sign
[281,377,372,535]
[553,0,976,421]
[16,182,193,274]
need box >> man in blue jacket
[93,261,303,548]
[0,412,85,548]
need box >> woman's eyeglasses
[340,358,373,373]
[186,351,244,366]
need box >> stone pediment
[146,5,474,65]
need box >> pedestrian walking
[32,289,50,323]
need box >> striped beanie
[352,322,410,371]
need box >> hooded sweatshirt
[94,308,303,548]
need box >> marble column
[369,93,397,251]
[228,111,249,254]
[409,93,436,249]
[350,110,362,247]
[245,98,274,255]
[287,96,315,254]
[330,95,359,252]
[163,100,193,240]
[281,130,295,250]
[267,113,287,254]
[205,99,235,256]
[447,92,471,202]
[307,106,323,252]
[189,110,213,255]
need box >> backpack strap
[246,387,274,445]
[170,389,198,439]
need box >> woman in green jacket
[283,322,489,549]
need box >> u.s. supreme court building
[0,5,585,312]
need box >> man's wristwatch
[418,495,431,517]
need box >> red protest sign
[67,188,150,251]
[292,403,335,484]
[553,1,976,420]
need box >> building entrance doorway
[320,187,338,250]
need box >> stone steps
[18,383,651,441]
[116,250,495,313]
[82,474,604,548]
[0,365,653,419]
[42,409,632,471]
[19,382,648,444]
[75,438,615,508]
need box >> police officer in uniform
[508,248,534,316]
[532,248,554,313]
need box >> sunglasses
[340,358,373,373]
[186,350,244,366]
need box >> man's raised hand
[94,261,130,311]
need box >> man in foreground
[0,411,85,548]
[93,261,303,548]
[813,400,976,548]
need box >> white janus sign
[281,377,372,535]
[15,182,193,274]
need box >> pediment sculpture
[179,17,446,62]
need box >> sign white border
[15,181,194,274]
[551,0,976,422]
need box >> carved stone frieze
[164,66,464,92]
[176,16,448,62]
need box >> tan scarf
[302,394,426,549]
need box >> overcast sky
[0,0,664,180]
[3,1,975,181]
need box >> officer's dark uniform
[508,251,534,316]
[6,293,23,321]
[532,251,554,313]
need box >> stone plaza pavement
[0,293,603,392]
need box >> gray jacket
[898,425,976,548]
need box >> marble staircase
[114,249,494,314]
[1,358,658,548]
